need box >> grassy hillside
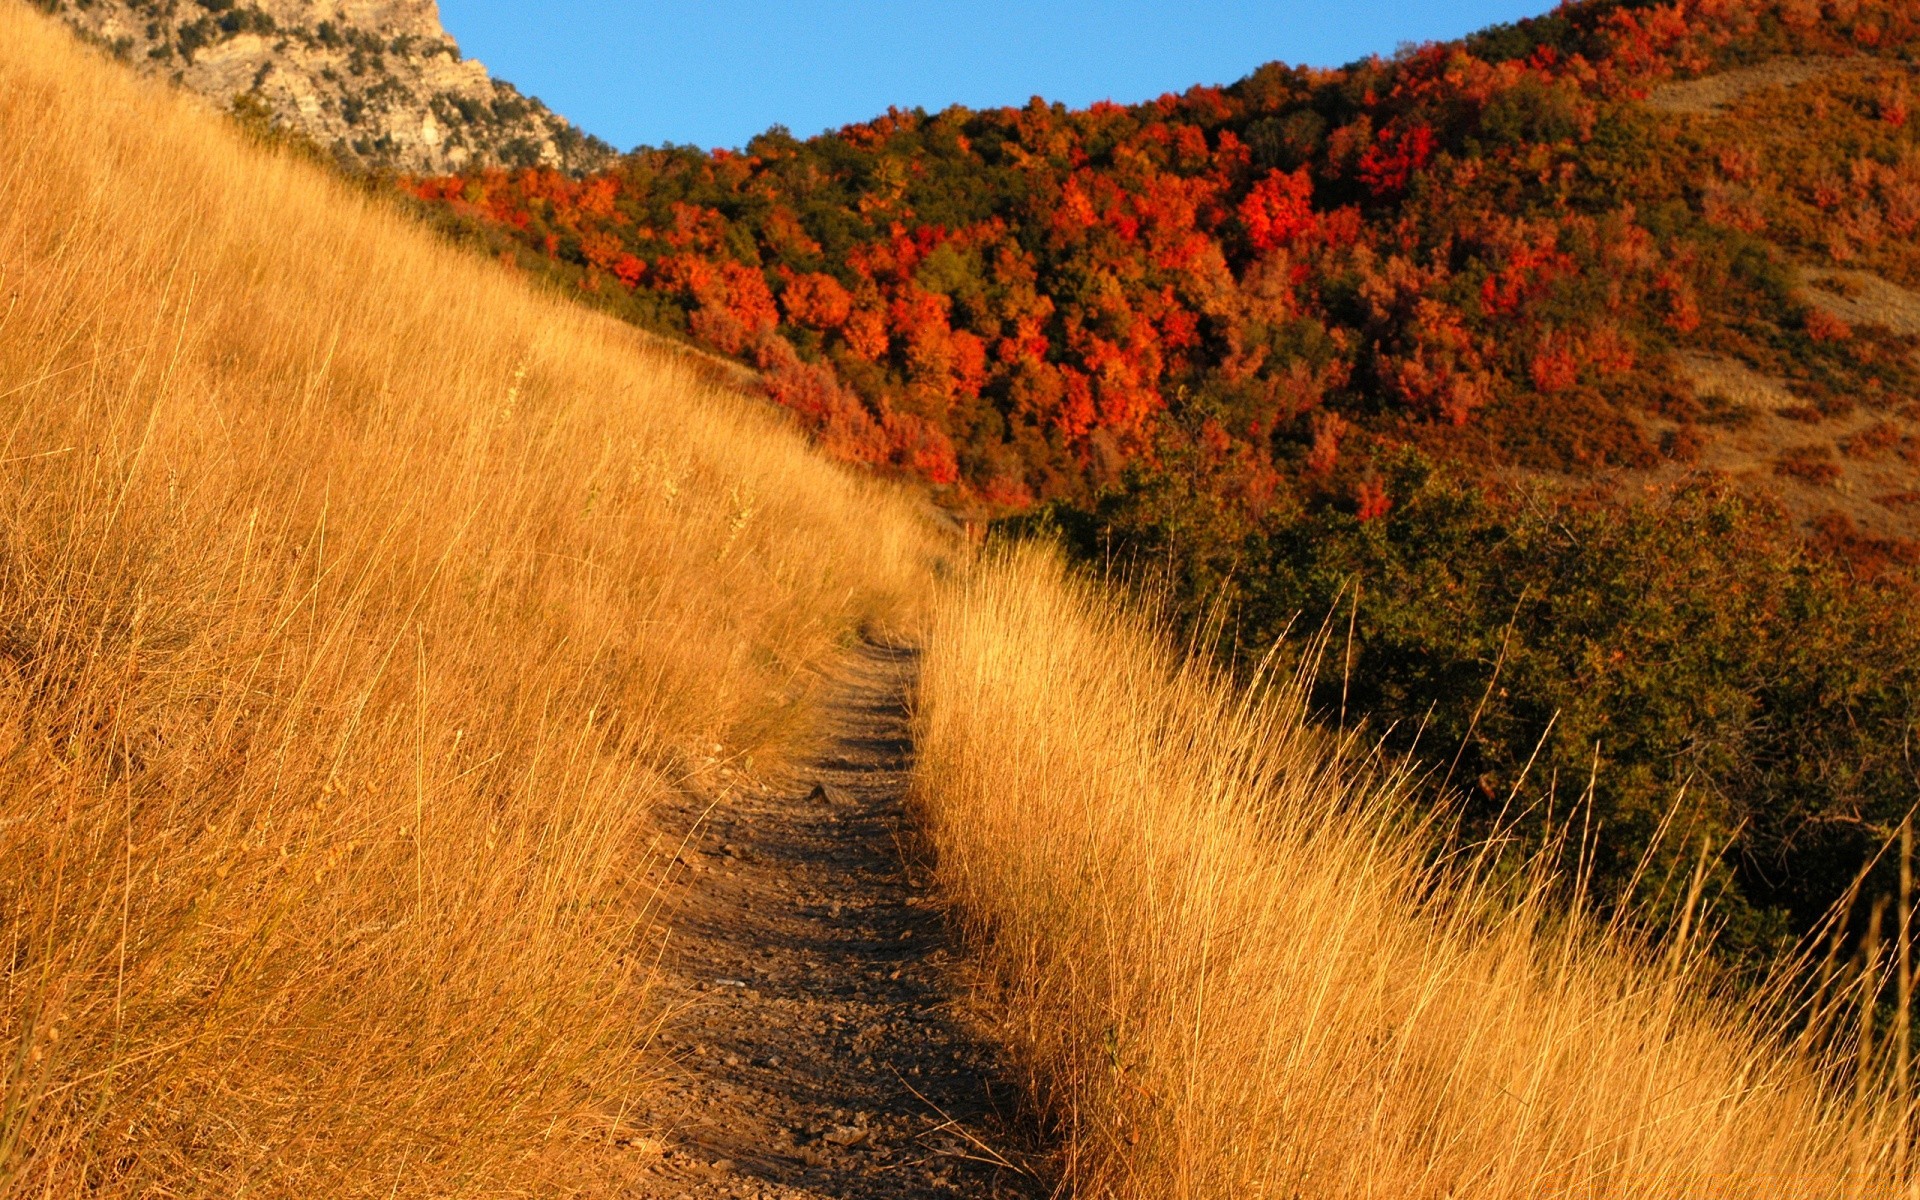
[1049,452,1920,969]
[915,545,1916,1198]
[0,4,931,1192]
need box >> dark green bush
[1043,453,1920,968]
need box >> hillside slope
[404,0,1920,539]
[0,4,929,1192]
[915,546,1918,1198]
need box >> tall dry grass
[0,4,933,1193]
[914,545,1915,1199]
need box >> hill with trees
[406,0,1919,535]
[396,0,1920,968]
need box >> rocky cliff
[44,0,612,173]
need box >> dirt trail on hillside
[618,643,1049,1199]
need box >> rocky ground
[615,642,1051,1200]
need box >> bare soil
[1802,267,1920,340]
[615,642,1050,1200]
[1644,57,1842,114]
[1627,348,1920,541]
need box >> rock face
[44,0,612,174]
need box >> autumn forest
[407,0,1914,511]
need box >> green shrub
[1042,453,1920,968]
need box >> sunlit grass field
[914,546,1919,1199]
[7,2,1920,1196]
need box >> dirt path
[619,642,1048,1199]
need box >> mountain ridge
[43,0,611,173]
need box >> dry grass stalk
[0,5,932,1193]
[913,545,1918,1199]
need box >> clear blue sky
[438,1,1556,153]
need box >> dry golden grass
[14,4,1919,1196]
[0,4,933,1193]
[914,545,1917,1199]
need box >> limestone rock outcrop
[46,0,612,173]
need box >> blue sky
[438,1,1557,153]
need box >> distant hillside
[43,0,611,172]
[405,0,1920,542]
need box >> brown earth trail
[617,642,1050,1199]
